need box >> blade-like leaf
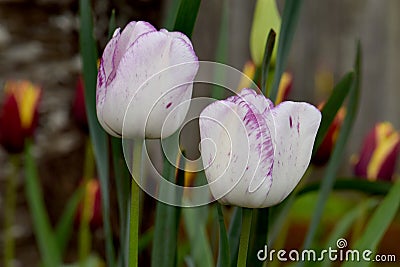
[342,181,400,267]
[24,142,61,267]
[302,43,362,255]
[250,0,281,66]
[211,0,229,100]
[312,72,354,155]
[183,206,214,267]
[216,204,230,267]
[270,0,303,102]
[262,29,276,96]
[247,208,269,267]
[173,0,201,38]
[111,137,130,266]
[151,134,180,267]
[298,178,391,197]
[163,0,182,30]
[228,207,242,267]
[108,9,116,40]
[138,227,154,253]
[267,193,296,247]
[79,0,115,264]
[343,180,400,267]
[321,198,378,267]
[55,185,84,256]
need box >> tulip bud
[250,0,281,66]
[72,75,88,132]
[75,179,102,229]
[275,72,293,104]
[237,61,256,90]
[312,105,346,166]
[199,88,321,208]
[353,122,400,181]
[96,21,199,139]
[0,80,41,153]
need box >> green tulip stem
[4,154,19,267]
[129,140,143,267]
[237,208,253,267]
[79,138,95,267]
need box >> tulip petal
[0,94,25,153]
[263,101,321,206]
[112,21,156,74]
[102,28,120,78]
[102,30,198,138]
[160,29,194,49]
[236,88,274,115]
[200,89,274,207]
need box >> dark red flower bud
[353,122,400,181]
[72,75,88,132]
[312,105,345,166]
[0,80,41,153]
[75,179,103,229]
[275,72,293,104]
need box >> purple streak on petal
[289,116,293,128]
[100,29,120,83]
[229,96,274,193]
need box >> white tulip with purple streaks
[96,21,199,139]
[199,88,321,208]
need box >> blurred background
[0,0,399,266]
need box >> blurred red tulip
[353,122,400,181]
[275,72,293,104]
[0,80,41,153]
[237,61,257,90]
[236,61,292,104]
[312,105,346,166]
[72,75,88,132]
[75,179,102,229]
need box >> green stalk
[237,208,253,267]
[4,155,19,267]
[129,140,143,267]
[79,139,95,267]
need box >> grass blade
[108,9,116,39]
[247,208,269,267]
[173,0,201,38]
[302,43,362,254]
[321,198,378,267]
[312,72,354,155]
[163,0,181,30]
[267,193,296,247]
[298,178,392,197]
[228,207,242,267]
[216,204,230,267]
[24,142,61,267]
[183,206,214,267]
[211,0,229,100]
[79,0,115,264]
[261,30,276,96]
[151,134,180,267]
[111,137,131,266]
[342,180,400,267]
[269,0,303,102]
[55,186,84,256]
